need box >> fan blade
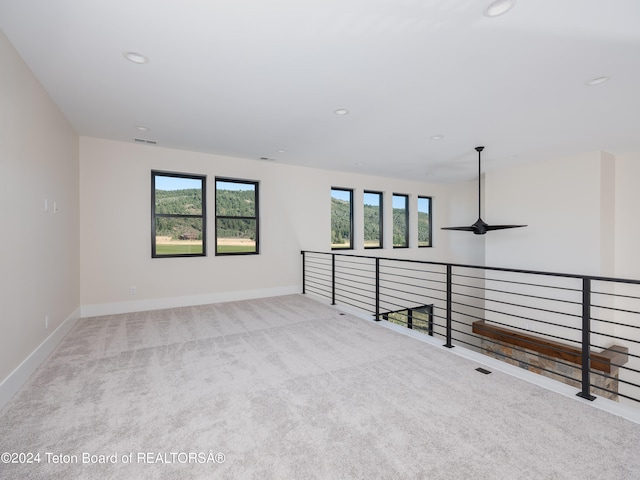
[441,226,477,231]
[484,224,527,231]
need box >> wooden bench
[472,320,628,374]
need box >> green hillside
[331,197,430,246]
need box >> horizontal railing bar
[305,287,331,299]
[336,286,376,298]
[592,289,640,301]
[453,288,583,320]
[335,264,375,273]
[334,281,376,297]
[590,303,640,317]
[379,300,430,315]
[453,281,583,307]
[334,269,376,279]
[379,283,434,297]
[380,264,447,276]
[451,297,583,331]
[304,282,330,292]
[380,271,448,285]
[304,278,332,289]
[381,283,448,298]
[589,332,640,346]
[590,316,640,330]
[305,264,332,272]
[451,306,582,348]
[334,258,374,265]
[460,272,583,293]
[304,278,331,289]
[333,296,375,314]
[304,271,332,280]
[334,275,376,285]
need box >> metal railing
[301,250,640,406]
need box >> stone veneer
[480,337,621,401]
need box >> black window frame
[417,195,433,248]
[215,177,260,256]
[392,193,409,248]
[363,190,383,249]
[331,187,354,250]
[151,170,207,258]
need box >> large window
[331,188,353,250]
[152,170,206,258]
[418,196,432,247]
[392,193,408,248]
[364,191,383,249]
[215,178,259,255]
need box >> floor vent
[476,367,492,375]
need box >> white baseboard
[80,285,301,318]
[0,307,81,411]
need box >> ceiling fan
[442,146,526,235]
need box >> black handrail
[301,250,640,406]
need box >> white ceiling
[1,0,639,182]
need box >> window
[331,188,353,250]
[215,178,259,255]
[364,191,383,249]
[392,193,408,248]
[152,170,206,258]
[418,196,432,247]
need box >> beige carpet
[1,294,639,479]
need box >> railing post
[408,308,413,329]
[301,251,306,294]
[331,253,336,305]
[444,265,454,348]
[577,277,596,401]
[375,257,380,321]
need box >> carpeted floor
[1,294,639,479]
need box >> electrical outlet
[130,287,137,295]
[44,199,49,211]
[45,315,49,329]
[53,201,59,214]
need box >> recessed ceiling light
[277,149,286,153]
[430,134,444,140]
[355,162,364,166]
[483,0,516,17]
[135,125,149,131]
[585,76,610,86]
[334,108,349,115]
[123,51,149,64]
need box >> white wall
[614,152,640,280]
[79,137,479,316]
[484,151,607,276]
[0,31,79,386]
